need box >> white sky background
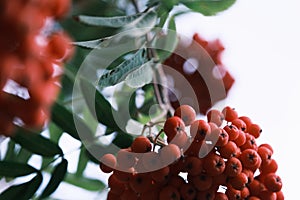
[175,0,300,199]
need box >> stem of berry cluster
[131,0,174,118]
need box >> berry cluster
[164,33,235,114]
[100,105,284,200]
[0,0,73,136]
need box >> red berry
[259,143,274,154]
[276,190,285,200]
[129,173,153,194]
[151,166,170,183]
[240,133,257,151]
[248,179,265,196]
[228,172,248,190]
[207,109,224,127]
[209,128,229,147]
[120,188,140,200]
[168,131,189,148]
[100,153,117,173]
[169,175,185,189]
[159,185,180,200]
[224,157,242,177]
[225,185,242,200]
[159,144,181,166]
[218,141,239,159]
[239,149,261,171]
[248,124,262,138]
[203,153,225,176]
[141,151,162,172]
[260,159,278,175]
[179,182,197,200]
[259,190,276,200]
[174,104,196,126]
[164,116,186,141]
[233,130,246,147]
[190,119,211,141]
[183,156,203,176]
[113,168,134,183]
[264,173,282,192]
[238,116,252,132]
[231,119,247,131]
[116,148,136,169]
[224,125,239,141]
[189,172,213,191]
[222,106,238,122]
[214,192,228,200]
[131,136,152,153]
[257,146,272,166]
[108,174,126,195]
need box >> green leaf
[121,8,157,36]
[51,102,94,141]
[75,149,89,177]
[124,61,154,88]
[48,123,63,144]
[39,159,68,199]
[75,12,144,28]
[180,0,237,16]
[98,47,151,88]
[0,173,43,200]
[15,148,32,164]
[79,79,119,129]
[0,161,37,177]
[64,173,105,191]
[73,37,112,49]
[112,132,133,149]
[3,140,16,161]
[11,128,62,157]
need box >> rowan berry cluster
[100,105,284,200]
[164,34,235,114]
[0,0,73,136]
